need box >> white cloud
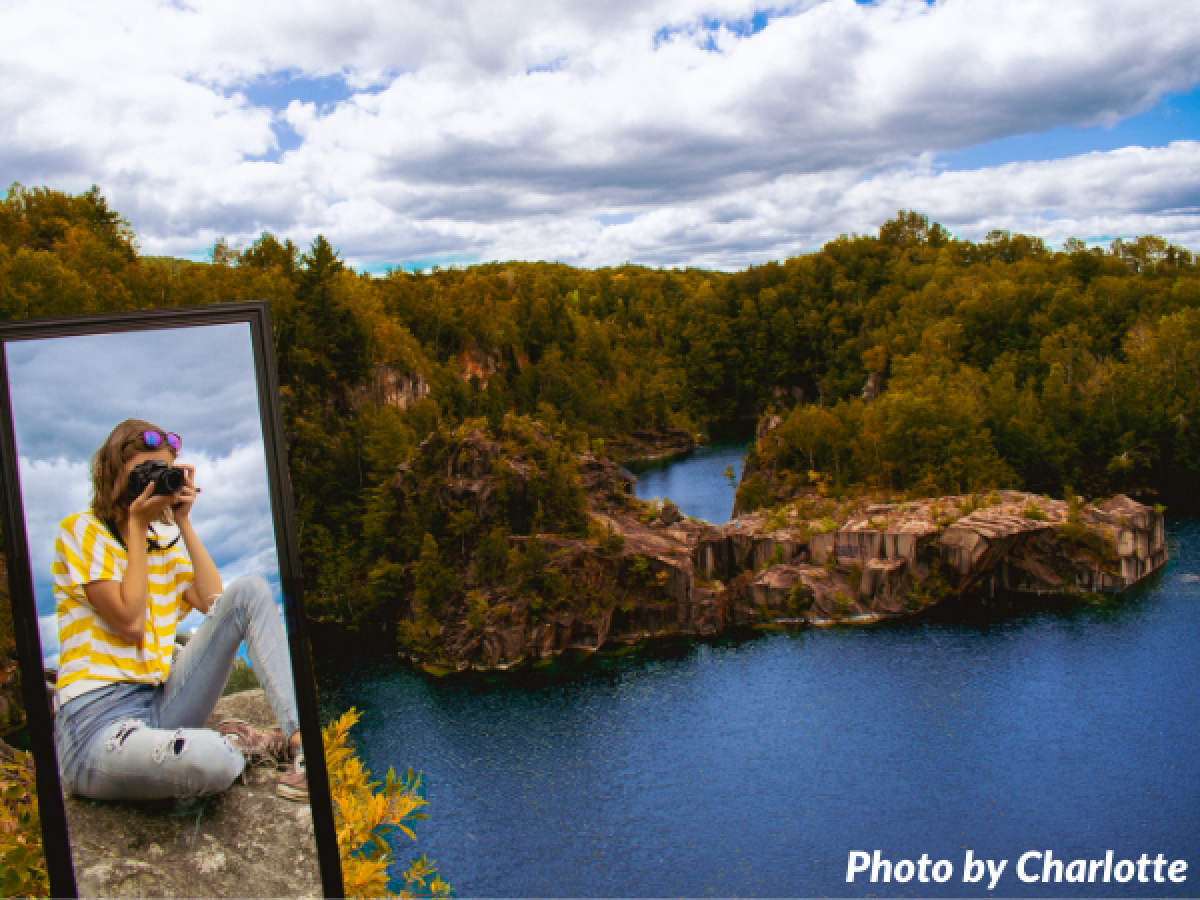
[39,614,61,665]
[519,141,1200,269]
[19,457,92,613]
[2,0,1199,265]
[180,442,279,584]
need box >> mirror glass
[5,322,323,898]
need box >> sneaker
[217,719,288,767]
[277,750,307,803]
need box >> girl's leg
[157,575,300,739]
[69,719,244,800]
[55,683,243,801]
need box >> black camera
[127,460,186,502]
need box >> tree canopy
[4,183,1198,622]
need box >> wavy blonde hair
[90,418,178,525]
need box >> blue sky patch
[236,71,358,113]
[358,253,481,275]
[595,212,639,226]
[654,8,775,50]
[939,83,1200,171]
[526,57,567,75]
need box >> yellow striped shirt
[52,511,194,697]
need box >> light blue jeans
[54,575,299,800]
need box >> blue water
[630,440,749,524]
[312,449,1200,898]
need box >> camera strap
[103,517,182,553]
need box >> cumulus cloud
[531,141,1200,268]
[6,323,261,464]
[2,0,1199,265]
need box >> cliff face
[604,427,695,464]
[709,491,1166,625]
[385,424,1168,673]
[345,363,429,411]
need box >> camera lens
[160,468,186,494]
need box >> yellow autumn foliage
[323,708,453,899]
[0,749,48,898]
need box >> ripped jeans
[54,575,299,801]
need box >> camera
[127,460,186,502]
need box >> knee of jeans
[220,574,271,618]
[103,719,146,753]
[155,729,245,796]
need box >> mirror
[4,322,324,898]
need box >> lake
[312,448,1200,897]
[628,439,749,524]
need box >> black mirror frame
[0,301,344,898]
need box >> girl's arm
[83,483,167,645]
[173,464,223,613]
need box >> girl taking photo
[51,419,307,802]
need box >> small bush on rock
[1020,500,1048,521]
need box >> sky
[4,323,283,668]
[2,0,1199,270]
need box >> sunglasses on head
[124,430,182,454]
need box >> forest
[2,183,1198,627]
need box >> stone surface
[604,427,695,463]
[62,689,321,899]
[345,362,429,412]
[390,421,1169,670]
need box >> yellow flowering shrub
[0,749,47,898]
[323,708,453,899]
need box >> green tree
[414,534,458,616]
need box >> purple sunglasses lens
[140,430,181,451]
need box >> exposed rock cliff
[345,362,429,411]
[713,491,1165,623]
[384,422,1168,674]
[604,427,696,463]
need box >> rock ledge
[62,689,320,899]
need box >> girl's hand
[172,464,201,522]
[128,481,174,530]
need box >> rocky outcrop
[457,338,497,386]
[605,427,696,463]
[576,453,637,507]
[346,363,429,411]
[937,492,1167,595]
[694,513,808,581]
[424,511,722,671]
[756,415,783,438]
[861,371,882,404]
[384,421,1168,674]
[62,690,320,899]
[723,491,1165,625]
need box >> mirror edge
[0,332,78,899]
[246,302,345,899]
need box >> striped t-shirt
[52,511,194,702]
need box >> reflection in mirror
[0,512,47,895]
[6,323,323,898]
